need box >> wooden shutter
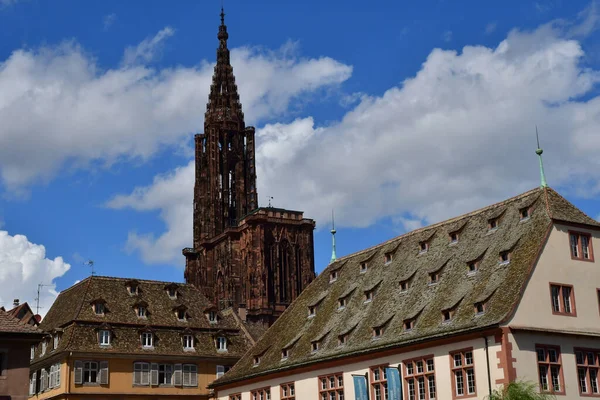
[40,369,47,391]
[74,361,83,385]
[30,372,36,395]
[133,363,140,385]
[99,361,109,385]
[56,363,61,387]
[173,363,182,386]
[183,365,190,386]
[190,365,198,387]
[141,363,150,386]
[151,363,159,386]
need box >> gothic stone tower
[183,10,316,326]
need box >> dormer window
[488,217,499,231]
[419,241,429,254]
[442,308,455,323]
[338,334,349,346]
[176,309,187,322]
[167,287,177,299]
[99,330,111,346]
[329,270,338,283]
[308,306,316,318]
[208,310,218,324]
[474,301,487,315]
[281,348,289,360]
[217,336,227,352]
[338,297,347,310]
[311,341,320,353]
[384,253,393,265]
[364,290,374,303]
[404,318,415,331]
[400,279,410,292]
[372,326,384,339]
[41,340,47,356]
[128,285,139,296]
[449,232,459,244]
[253,355,261,366]
[360,262,368,273]
[499,251,511,265]
[429,271,440,285]
[53,334,60,349]
[137,306,147,318]
[94,302,105,315]
[183,334,194,350]
[467,260,479,275]
[519,207,530,221]
[141,332,153,348]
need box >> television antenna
[35,283,52,315]
[84,260,96,276]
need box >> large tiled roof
[33,276,252,364]
[0,308,41,334]
[213,187,599,386]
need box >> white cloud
[0,230,70,315]
[0,32,351,192]
[103,13,117,31]
[110,17,600,265]
[122,27,175,66]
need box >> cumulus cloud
[0,230,70,315]
[0,32,351,191]
[109,16,600,265]
[122,27,175,66]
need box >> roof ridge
[333,187,541,264]
[83,275,191,286]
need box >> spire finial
[535,125,548,188]
[330,210,337,263]
[220,6,225,26]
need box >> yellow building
[29,276,259,400]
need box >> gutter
[484,336,492,397]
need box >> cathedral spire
[205,7,244,124]
[535,126,548,188]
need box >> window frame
[419,241,429,254]
[99,329,111,346]
[318,372,344,400]
[404,355,436,400]
[183,334,194,350]
[569,230,594,262]
[370,364,389,400]
[250,386,271,400]
[549,283,577,317]
[536,344,565,395]
[449,348,477,399]
[281,381,296,400]
[94,302,105,315]
[449,231,459,244]
[217,336,228,351]
[141,332,153,348]
[384,253,393,265]
[83,361,99,384]
[574,348,600,397]
[229,394,242,400]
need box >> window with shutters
[281,382,295,399]
[40,369,48,391]
[83,361,99,384]
[549,283,576,316]
[318,373,344,400]
[158,364,173,385]
[134,362,150,386]
[183,364,198,387]
[536,345,564,394]
[48,363,61,389]
[141,332,153,348]
[569,231,594,261]
[99,330,111,346]
[251,387,271,400]
[575,348,599,396]
[29,372,37,395]
[404,356,436,400]
[450,349,476,398]
[370,365,389,400]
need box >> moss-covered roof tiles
[213,187,599,387]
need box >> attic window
[338,297,347,310]
[474,301,487,315]
[519,207,530,221]
[428,271,440,285]
[404,318,415,331]
[141,332,153,348]
[137,306,147,318]
[338,333,349,346]
[208,311,218,324]
[253,355,261,366]
[372,325,384,339]
[128,285,139,295]
[400,279,410,292]
[308,305,316,318]
[467,260,479,275]
[167,287,177,299]
[360,262,368,273]
[499,251,511,265]
[93,302,105,315]
[329,270,338,283]
[216,336,228,352]
[488,217,499,231]
[281,348,289,360]
[419,241,429,254]
[450,232,459,244]
[311,341,321,353]
[183,334,194,350]
[364,289,374,303]
[442,308,455,323]
[176,309,187,322]
[384,253,393,265]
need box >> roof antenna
[535,126,548,188]
[267,196,274,208]
[84,260,96,276]
[330,210,337,263]
[35,283,51,315]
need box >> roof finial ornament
[330,210,337,263]
[220,5,225,26]
[536,125,548,188]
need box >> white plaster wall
[217,336,502,400]
[510,331,600,399]
[509,224,600,332]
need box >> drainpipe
[484,336,492,397]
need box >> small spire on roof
[220,6,225,26]
[330,210,337,263]
[535,126,548,188]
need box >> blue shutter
[353,375,368,400]
[386,367,402,400]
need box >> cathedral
[183,10,316,326]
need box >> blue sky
[1,0,599,313]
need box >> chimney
[13,299,19,307]
[238,303,247,322]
